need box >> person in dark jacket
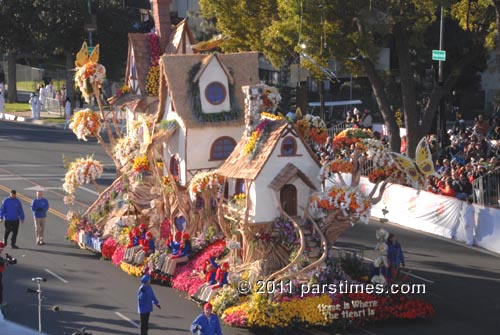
[137,274,160,335]
[190,303,222,335]
[0,190,25,249]
[30,191,49,245]
[387,234,405,278]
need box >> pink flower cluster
[223,309,248,327]
[112,245,126,266]
[172,239,226,295]
[101,238,118,259]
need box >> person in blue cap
[137,274,160,335]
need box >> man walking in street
[0,190,25,249]
[31,191,49,245]
[137,274,160,335]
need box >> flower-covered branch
[63,156,104,195]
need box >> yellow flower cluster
[146,65,160,97]
[261,112,284,121]
[120,261,145,277]
[395,108,403,127]
[222,293,334,328]
[132,155,150,173]
[222,293,332,328]
[243,130,260,155]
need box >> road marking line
[45,269,69,283]
[115,312,139,328]
[79,186,100,196]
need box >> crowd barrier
[328,175,500,254]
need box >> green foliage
[187,62,241,123]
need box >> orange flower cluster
[326,159,353,174]
[310,186,372,218]
[333,128,372,152]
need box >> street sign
[432,50,446,61]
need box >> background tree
[200,0,491,157]
[0,0,42,102]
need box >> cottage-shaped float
[217,84,321,223]
[157,52,259,185]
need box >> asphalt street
[0,120,499,335]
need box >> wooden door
[280,184,297,216]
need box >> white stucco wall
[199,59,231,113]
[162,114,187,185]
[252,134,320,223]
[186,126,244,173]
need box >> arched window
[205,82,227,105]
[281,136,297,156]
[210,136,236,161]
[169,155,180,179]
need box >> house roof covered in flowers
[126,33,150,95]
[157,52,259,128]
[217,121,320,180]
[165,18,196,54]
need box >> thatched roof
[157,52,259,128]
[165,18,196,54]
[126,33,150,95]
[269,163,317,191]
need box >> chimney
[151,0,171,51]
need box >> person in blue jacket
[387,234,405,277]
[190,302,222,335]
[0,190,25,249]
[164,232,192,276]
[30,191,49,245]
[137,274,160,335]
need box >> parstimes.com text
[240,280,427,297]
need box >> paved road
[1,120,499,335]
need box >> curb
[2,113,64,128]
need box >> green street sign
[432,50,446,61]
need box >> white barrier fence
[328,175,500,254]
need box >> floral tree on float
[72,42,121,169]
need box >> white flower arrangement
[63,156,104,195]
[113,136,140,166]
[69,109,103,141]
[188,171,224,201]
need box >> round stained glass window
[205,82,226,105]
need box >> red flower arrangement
[147,33,161,66]
[101,238,118,259]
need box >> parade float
[64,42,434,331]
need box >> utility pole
[438,6,445,148]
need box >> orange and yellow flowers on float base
[69,109,103,141]
[63,156,103,194]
